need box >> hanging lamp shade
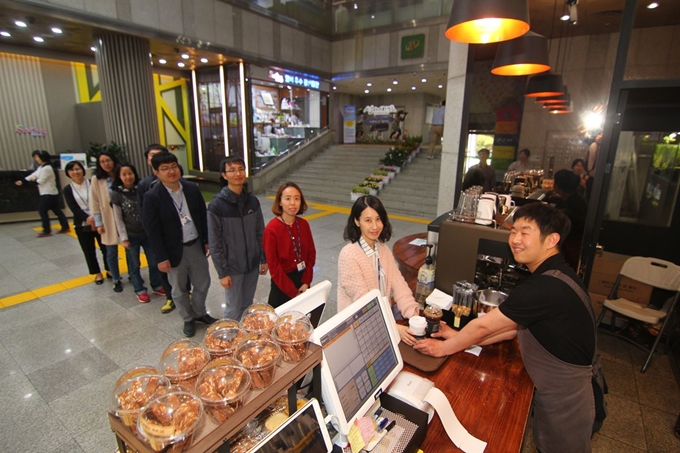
[445,0,530,44]
[548,102,573,114]
[491,31,550,76]
[536,91,570,104]
[525,73,564,97]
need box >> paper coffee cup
[409,316,427,337]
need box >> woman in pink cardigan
[337,196,420,345]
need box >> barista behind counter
[415,203,601,453]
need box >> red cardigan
[263,217,316,298]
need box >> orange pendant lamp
[492,31,550,76]
[525,73,564,98]
[548,102,573,114]
[536,91,570,104]
[445,0,530,44]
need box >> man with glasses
[143,151,216,337]
[208,156,268,320]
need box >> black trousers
[38,194,69,233]
[75,226,109,275]
[268,270,303,308]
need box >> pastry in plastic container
[243,304,276,315]
[195,359,251,423]
[206,318,240,336]
[111,373,170,434]
[234,334,281,389]
[204,326,245,358]
[137,388,203,452]
[271,311,313,363]
[160,339,211,391]
[240,309,279,335]
[115,366,160,387]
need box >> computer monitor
[311,289,403,437]
[275,280,331,328]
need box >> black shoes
[195,314,218,325]
[183,321,196,337]
[113,281,123,292]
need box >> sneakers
[183,321,196,337]
[152,288,166,296]
[195,314,218,325]
[137,293,151,303]
[36,232,52,238]
[113,281,123,292]
[161,300,175,314]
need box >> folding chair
[595,256,680,373]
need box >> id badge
[180,214,192,226]
[297,261,306,272]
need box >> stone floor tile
[591,433,647,452]
[640,404,680,452]
[597,394,647,450]
[635,369,680,415]
[601,357,639,402]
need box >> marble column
[437,40,469,215]
[94,34,159,173]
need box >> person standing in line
[15,150,70,237]
[469,148,497,192]
[62,160,108,284]
[143,152,216,337]
[586,134,602,176]
[90,151,123,292]
[111,163,163,304]
[208,156,268,320]
[428,100,445,160]
[263,182,316,307]
[508,148,531,173]
[138,144,174,314]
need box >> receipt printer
[386,371,435,423]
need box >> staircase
[265,145,440,219]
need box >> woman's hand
[86,216,96,229]
[97,226,105,235]
[297,284,309,294]
[397,324,417,347]
[122,240,131,249]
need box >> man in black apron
[415,203,598,452]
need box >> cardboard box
[589,252,653,304]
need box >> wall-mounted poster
[343,105,356,144]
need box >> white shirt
[70,180,91,226]
[432,106,445,126]
[25,164,58,195]
[165,184,199,243]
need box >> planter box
[350,192,364,202]
[369,188,378,196]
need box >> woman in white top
[14,150,70,237]
[507,148,531,173]
[63,161,108,284]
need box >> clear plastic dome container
[206,318,240,336]
[110,373,170,433]
[243,304,276,315]
[115,365,159,387]
[271,311,314,363]
[234,335,281,389]
[137,388,204,452]
[159,339,210,390]
[203,326,245,358]
[195,360,251,423]
[240,309,279,335]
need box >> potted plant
[351,186,370,201]
[359,181,380,196]
[87,141,127,166]
[364,176,385,189]
[372,169,390,182]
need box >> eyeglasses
[158,164,179,173]
[224,168,245,175]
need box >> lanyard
[71,180,90,209]
[282,217,302,262]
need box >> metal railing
[251,126,331,175]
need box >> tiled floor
[0,196,678,452]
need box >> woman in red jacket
[263,182,316,307]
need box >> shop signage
[15,124,46,137]
[401,34,425,59]
[268,70,320,90]
[363,105,397,116]
[343,105,356,144]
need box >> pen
[374,408,383,418]
[385,420,396,432]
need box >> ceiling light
[158,58,167,64]
[366,82,372,86]
[393,79,398,85]
[15,20,27,28]
[421,78,427,83]
[181,53,189,59]
[647,2,658,9]
[411,86,416,90]
[371,15,375,19]
[200,57,208,63]
[387,88,392,92]
[33,36,44,42]
[51,27,62,34]
[445,0,530,44]
[0,31,10,37]
[333,86,337,90]
[177,62,185,68]
[536,92,570,105]
[525,73,564,97]
[438,84,443,88]
[492,31,550,76]
[560,14,570,21]
[90,46,96,52]
[364,89,369,93]
[354,3,358,10]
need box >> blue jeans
[105,244,121,282]
[126,235,162,294]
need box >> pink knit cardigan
[337,241,419,319]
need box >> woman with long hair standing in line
[63,160,108,284]
[90,151,123,292]
[337,195,420,345]
[263,182,316,307]
[14,150,70,237]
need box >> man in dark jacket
[143,151,216,337]
[208,156,268,320]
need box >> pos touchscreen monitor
[311,289,403,437]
